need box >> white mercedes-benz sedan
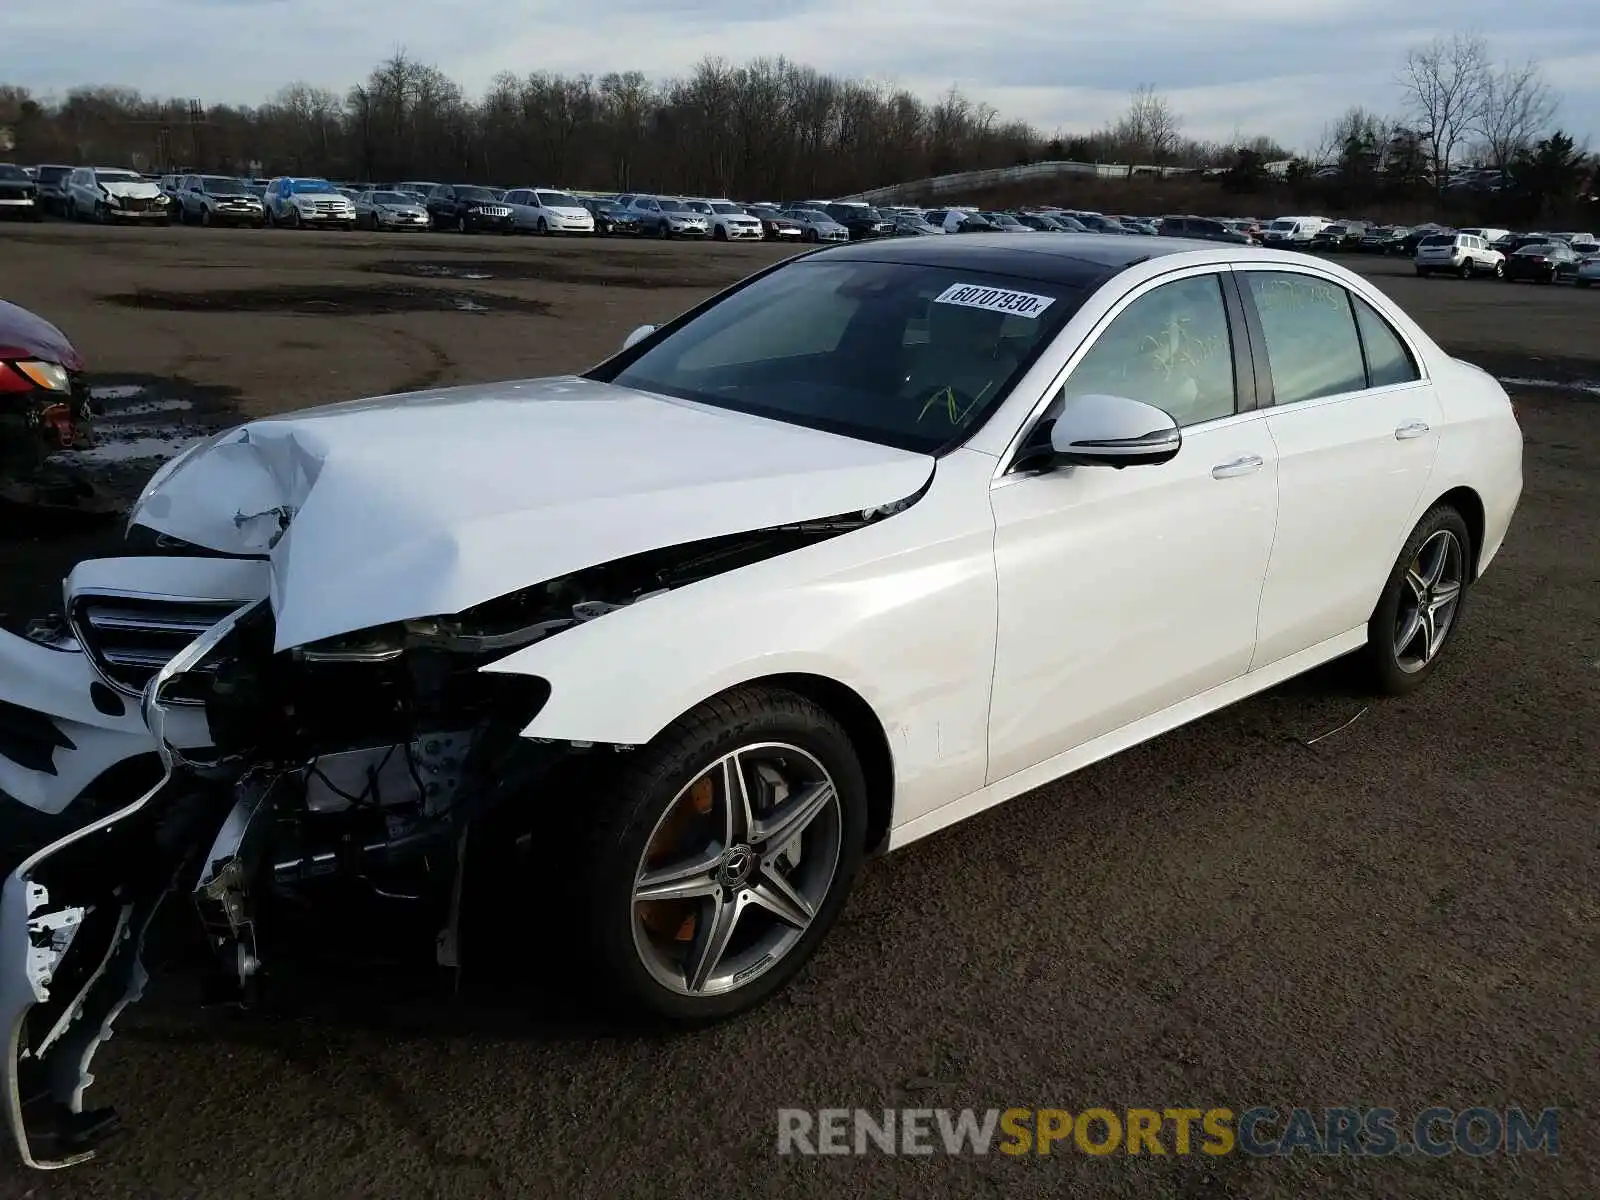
[0,235,1522,1167]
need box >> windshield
[286,178,336,194]
[659,199,692,213]
[199,176,249,195]
[536,191,581,207]
[710,202,746,214]
[1515,244,1555,255]
[0,165,28,181]
[1269,219,1296,230]
[454,186,498,202]
[791,209,829,221]
[37,166,70,183]
[371,192,414,205]
[989,214,1022,227]
[595,260,1084,454]
[96,170,141,184]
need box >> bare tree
[1475,60,1557,174]
[1398,32,1491,190]
[1115,84,1181,164]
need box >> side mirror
[622,324,658,351]
[1045,393,1182,469]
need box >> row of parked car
[4,164,1597,287]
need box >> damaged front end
[0,503,891,1168]
[1,607,252,1167]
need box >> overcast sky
[8,0,1598,154]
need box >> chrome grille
[73,595,245,703]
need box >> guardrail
[837,161,1205,204]
[838,158,1300,204]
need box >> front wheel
[1415,267,1429,278]
[1360,505,1472,696]
[1492,260,1505,279]
[579,685,868,1025]
[536,217,548,235]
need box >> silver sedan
[780,207,851,243]
[354,190,432,231]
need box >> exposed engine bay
[0,503,909,1167]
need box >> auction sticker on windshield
[933,283,1055,318]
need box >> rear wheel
[578,685,868,1025]
[1458,259,1473,279]
[1360,505,1471,696]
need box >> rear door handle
[1211,454,1264,479]
[1395,421,1430,440]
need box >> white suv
[699,199,765,241]
[262,177,357,228]
[1415,232,1505,279]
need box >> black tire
[1360,504,1472,696]
[713,225,727,241]
[1579,279,1593,288]
[577,685,868,1026]
[1415,267,1429,278]
[457,214,469,233]
[536,217,548,235]
[1458,260,1473,279]
[1492,261,1505,279]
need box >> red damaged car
[0,299,93,492]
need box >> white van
[1261,215,1330,246]
[1460,227,1512,245]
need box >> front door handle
[1211,454,1264,479]
[1395,421,1431,440]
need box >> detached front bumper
[0,603,256,1168]
[106,207,172,223]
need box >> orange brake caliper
[639,775,716,942]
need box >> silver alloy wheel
[631,742,843,997]
[1393,529,1465,673]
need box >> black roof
[804,232,1215,287]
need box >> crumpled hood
[128,375,935,652]
[100,181,162,201]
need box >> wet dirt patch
[103,284,553,316]
[361,258,731,289]
[2,374,246,531]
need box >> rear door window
[1351,296,1421,388]
[1241,271,1367,405]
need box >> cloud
[7,0,1597,153]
